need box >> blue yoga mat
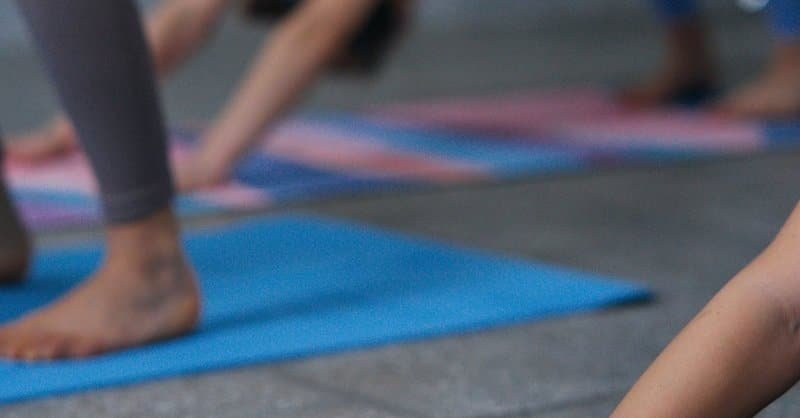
[0,215,650,404]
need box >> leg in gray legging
[0,0,199,361]
[16,0,173,223]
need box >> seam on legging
[101,181,174,224]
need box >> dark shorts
[243,0,405,73]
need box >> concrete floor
[1,2,798,417]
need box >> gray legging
[13,0,172,224]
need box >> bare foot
[619,68,717,108]
[6,116,78,163]
[716,43,800,120]
[618,20,717,108]
[0,178,31,285]
[0,209,199,360]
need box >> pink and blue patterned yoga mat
[9,88,800,230]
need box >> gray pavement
[0,2,797,417]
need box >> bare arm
[185,0,380,184]
[612,204,800,417]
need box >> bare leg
[716,42,800,119]
[0,0,199,359]
[619,19,717,107]
[0,209,198,360]
[613,203,800,417]
[716,0,800,119]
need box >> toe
[23,334,69,361]
[12,333,91,360]
[0,330,36,360]
[63,337,106,358]
[0,333,16,359]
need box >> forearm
[196,0,377,169]
[613,208,800,417]
[145,0,233,77]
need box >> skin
[7,0,391,190]
[618,19,716,108]
[0,176,199,360]
[612,202,800,417]
[0,0,390,361]
[621,16,800,119]
[717,41,800,119]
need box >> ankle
[666,20,715,79]
[105,207,183,266]
[769,42,800,77]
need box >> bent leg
[613,203,800,417]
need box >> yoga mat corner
[0,214,651,404]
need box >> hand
[6,116,78,163]
[174,152,230,192]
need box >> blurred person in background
[8,0,412,190]
[615,2,800,404]
[621,0,800,119]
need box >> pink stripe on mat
[9,87,792,232]
[6,142,270,212]
[6,153,98,195]
[263,122,488,182]
[556,112,762,151]
[377,88,764,151]
[379,89,616,136]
